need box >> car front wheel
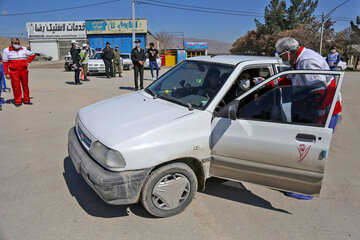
[141,162,197,217]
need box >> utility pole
[319,0,349,55]
[132,0,135,49]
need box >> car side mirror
[228,104,237,120]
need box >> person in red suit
[1,38,35,107]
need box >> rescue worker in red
[273,37,342,130]
[1,38,35,107]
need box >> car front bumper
[67,127,152,205]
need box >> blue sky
[0,0,358,43]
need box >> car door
[209,70,344,195]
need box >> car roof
[187,55,278,65]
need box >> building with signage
[184,42,208,58]
[26,21,87,60]
[86,18,158,54]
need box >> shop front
[26,21,87,60]
[85,18,157,54]
[184,42,208,58]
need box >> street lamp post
[319,0,349,55]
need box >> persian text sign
[86,19,147,34]
[26,21,86,39]
[184,42,208,50]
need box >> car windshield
[121,54,130,59]
[91,53,102,59]
[146,60,235,109]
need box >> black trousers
[103,59,113,77]
[134,64,144,89]
[74,61,81,83]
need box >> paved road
[0,68,359,240]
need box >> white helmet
[82,44,87,47]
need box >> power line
[136,1,264,17]
[147,0,264,15]
[137,0,355,22]
[0,0,121,17]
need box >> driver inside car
[198,67,221,99]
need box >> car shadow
[201,178,291,214]
[63,156,289,218]
[63,156,152,218]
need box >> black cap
[106,42,110,45]
[134,39,141,43]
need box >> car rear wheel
[141,162,197,217]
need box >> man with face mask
[1,38,36,107]
[70,40,82,85]
[131,39,146,90]
[326,46,341,71]
[274,37,341,124]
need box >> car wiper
[157,93,193,111]
[145,88,158,99]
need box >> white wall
[29,40,59,60]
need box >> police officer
[113,45,122,77]
[70,40,82,85]
[326,46,341,70]
[102,42,114,78]
[131,39,146,90]
[80,44,90,81]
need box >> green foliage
[255,0,318,34]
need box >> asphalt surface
[0,65,359,240]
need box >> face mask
[239,79,250,90]
[331,49,336,54]
[12,44,20,50]
[136,43,141,47]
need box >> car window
[214,66,273,114]
[121,54,130,59]
[91,53,102,59]
[236,73,338,127]
[147,61,235,109]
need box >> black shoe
[15,104,21,107]
[75,82,83,85]
[119,74,122,77]
[24,102,33,105]
[0,105,2,111]
[84,78,90,81]
[107,76,111,78]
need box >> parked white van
[68,55,343,217]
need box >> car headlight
[89,141,126,168]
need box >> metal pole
[319,12,324,55]
[132,0,135,49]
[319,0,349,55]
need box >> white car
[337,61,347,71]
[121,53,133,70]
[144,56,162,69]
[88,52,106,74]
[68,55,343,217]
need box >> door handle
[296,133,316,142]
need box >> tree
[155,31,171,51]
[349,16,360,69]
[254,0,318,34]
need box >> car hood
[78,91,192,148]
[88,59,104,65]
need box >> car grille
[77,125,92,148]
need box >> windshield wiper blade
[145,88,157,99]
[157,93,193,111]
